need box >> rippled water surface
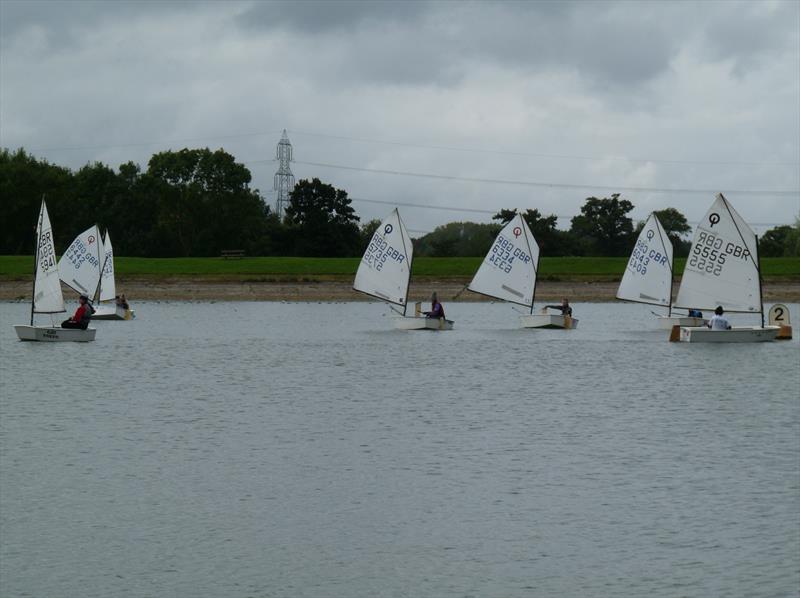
[1,301,799,597]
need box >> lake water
[1,301,798,597]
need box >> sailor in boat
[688,308,703,318]
[424,292,446,320]
[61,295,95,329]
[543,298,573,317]
[116,294,130,310]
[707,306,732,331]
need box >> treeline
[2,147,798,258]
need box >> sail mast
[30,200,44,326]
[530,251,540,314]
[756,234,764,328]
[668,253,674,318]
[398,210,412,317]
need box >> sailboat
[354,208,454,330]
[13,200,97,342]
[671,193,779,343]
[91,231,134,320]
[617,212,704,329]
[467,212,559,328]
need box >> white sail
[674,193,761,313]
[468,213,539,307]
[616,213,673,307]
[58,224,104,297]
[353,208,413,306]
[99,230,116,302]
[33,201,65,314]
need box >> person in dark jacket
[62,295,94,329]
[544,298,572,316]
[424,292,445,319]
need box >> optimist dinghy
[13,200,96,342]
[617,213,704,329]
[91,231,134,320]
[354,208,453,330]
[469,212,576,329]
[671,193,779,343]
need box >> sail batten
[353,209,413,306]
[32,201,66,315]
[468,213,539,307]
[616,213,673,307]
[674,194,761,313]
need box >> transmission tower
[274,129,295,219]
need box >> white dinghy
[354,208,453,330]
[617,213,704,329]
[13,200,96,342]
[91,231,134,320]
[671,193,779,343]
[467,213,572,328]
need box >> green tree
[285,178,361,256]
[570,194,635,256]
[415,222,501,257]
[146,148,268,256]
[783,217,800,257]
[759,224,795,257]
[0,148,74,253]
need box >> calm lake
[1,301,798,597]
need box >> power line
[288,129,799,168]
[25,127,799,168]
[292,159,799,198]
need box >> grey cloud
[235,1,684,89]
[0,0,205,51]
[235,0,430,33]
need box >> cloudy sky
[1,0,798,235]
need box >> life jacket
[432,301,445,319]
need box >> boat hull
[678,326,780,343]
[91,305,135,320]
[13,325,97,342]
[393,316,454,331]
[519,314,578,329]
[658,316,705,330]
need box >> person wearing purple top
[424,292,445,319]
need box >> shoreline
[2,277,799,302]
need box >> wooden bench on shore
[221,249,245,259]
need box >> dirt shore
[2,277,799,303]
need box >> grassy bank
[1,255,798,280]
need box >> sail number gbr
[688,230,750,276]
[38,231,56,272]
[362,234,405,272]
[63,239,101,271]
[629,239,668,275]
[489,235,530,273]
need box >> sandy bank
[2,277,799,303]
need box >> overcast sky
[1,0,798,235]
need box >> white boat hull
[13,325,97,342]
[91,305,135,320]
[519,314,578,329]
[658,316,706,330]
[393,316,454,330]
[678,326,780,343]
